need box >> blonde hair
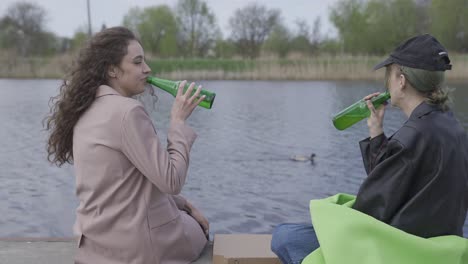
[386,64,452,111]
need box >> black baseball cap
[373,34,452,71]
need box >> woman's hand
[364,92,386,138]
[186,202,209,237]
[170,81,205,124]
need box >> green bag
[302,194,468,264]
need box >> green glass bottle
[147,76,216,109]
[332,91,391,130]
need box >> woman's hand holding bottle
[364,92,387,138]
[170,80,206,124]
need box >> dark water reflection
[0,79,466,238]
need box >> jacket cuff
[359,133,386,174]
[369,133,386,154]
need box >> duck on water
[290,153,316,164]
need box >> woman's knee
[271,224,292,253]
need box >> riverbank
[1,54,467,81]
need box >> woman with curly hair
[45,26,208,264]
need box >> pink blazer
[73,85,207,264]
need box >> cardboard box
[212,234,281,264]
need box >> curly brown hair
[45,27,138,166]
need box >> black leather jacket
[353,102,468,238]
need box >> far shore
[0,54,467,81]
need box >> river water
[0,79,466,238]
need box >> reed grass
[0,53,466,81]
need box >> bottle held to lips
[147,76,216,109]
[332,91,390,130]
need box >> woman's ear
[399,73,407,90]
[108,65,117,78]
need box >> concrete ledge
[0,240,76,264]
[0,239,213,264]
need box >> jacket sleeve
[120,104,197,195]
[353,136,416,223]
[359,133,389,174]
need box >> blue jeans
[271,223,320,264]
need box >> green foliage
[229,3,280,59]
[0,17,19,49]
[35,31,60,56]
[140,6,178,57]
[1,0,467,60]
[289,19,314,55]
[290,36,312,55]
[213,38,237,58]
[364,0,419,53]
[330,0,467,54]
[0,1,58,56]
[430,0,468,52]
[175,0,221,57]
[330,0,368,54]
[123,5,178,57]
[70,28,88,51]
[330,0,419,54]
[264,23,291,58]
[122,7,142,33]
[147,58,256,73]
[319,39,342,54]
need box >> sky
[0,0,339,39]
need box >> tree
[364,0,419,53]
[330,0,419,54]
[214,38,236,58]
[0,17,20,50]
[0,1,57,56]
[263,22,291,58]
[229,3,280,59]
[70,26,89,51]
[123,5,178,57]
[330,0,369,54]
[319,38,342,54]
[175,0,221,57]
[122,7,143,33]
[311,17,322,53]
[414,0,431,34]
[430,0,468,52]
[290,19,313,55]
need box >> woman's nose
[143,62,151,73]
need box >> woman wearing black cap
[354,34,467,239]
[271,34,468,264]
